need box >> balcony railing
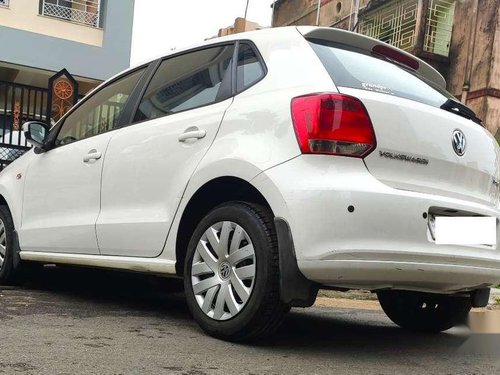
[0,0,9,7]
[40,0,101,28]
[359,0,456,57]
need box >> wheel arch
[0,188,19,230]
[174,176,273,276]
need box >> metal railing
[359,0,419,52]
[0,81,48,170]
[424,0,456,56]
[359,0,456,57]
[0,0,9,7]
[41,0,101,28]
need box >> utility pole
[244,0,250,21]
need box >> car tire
[184,201,289,341]
[0,205,19,285]
[377,290,472,332]
[0,205,42,286]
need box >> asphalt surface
[1,267,499,375]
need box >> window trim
[127,41,238,127]
[46,64,149,150]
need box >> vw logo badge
[452,129,466,156]
[219,262,231,280]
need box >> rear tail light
[291,93,376,158]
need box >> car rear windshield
[308,39,454,109]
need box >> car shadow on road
[16,265,471,356]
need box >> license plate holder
[429,216,497,246]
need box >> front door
[19,68,146,254]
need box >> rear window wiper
[440,99,483,126]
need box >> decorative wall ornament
[47,69,78,125]
[13,101,21,131]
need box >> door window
[55,69,145,146]
[236,43,265,93]
[134,45,234,122]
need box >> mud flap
[275,217,318,307]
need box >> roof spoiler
[297,26,446,89]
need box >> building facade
[218,17,262,37]
[0,0,135,166]
[272,0,500,137]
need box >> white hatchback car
[0,27,498,341]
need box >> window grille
[359,0,419,52]
[424,0,456,56]
[41,0,101,28]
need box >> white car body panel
[258,155,500,291]
[0,26,496,295]
[345,87,500,206]
[20,133,114,254]
[96,98,233,257]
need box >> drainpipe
[316,0,322,26]
[461,0,479,104]
[353,0,360,31]
[348,0,354,30]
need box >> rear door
[96,43,236,257]
[309,40,500,207]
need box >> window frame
[127,42,237,126]
[46,63,151,150]
[125,39,267,127]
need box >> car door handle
[83,150,102,163]
[178,129,206,142]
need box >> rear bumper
[256,155,500,293]
[298,260,500,293]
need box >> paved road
[0,267,498,375]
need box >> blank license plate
[433,216,497,246]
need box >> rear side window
[236,43,265,93]
[134,45,234,122]
[309,39,453,108]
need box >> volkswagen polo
[0,27,499,341]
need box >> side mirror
[22,121,49,150]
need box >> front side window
[134,45,234,122]
[56,69,144,146]
[236,43,265,93]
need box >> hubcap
[191,221,256,321]
[0,219,6,271]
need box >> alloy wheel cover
[191,221,256,321]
